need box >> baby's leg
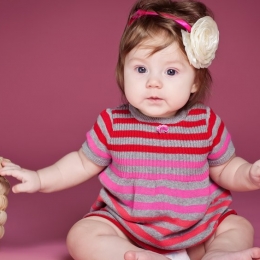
[202,214,260,260]
[66,216,171,260]
[125,250,190,260]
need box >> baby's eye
[137,67,147,73]
[166,69,176,76]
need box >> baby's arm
[210,155,260,191]
[0,148,104,193]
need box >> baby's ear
[190,83,198,93]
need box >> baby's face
[123,37,197,118]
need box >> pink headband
[128,9,192,33]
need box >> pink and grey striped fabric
[82,103,235,253]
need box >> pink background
[0,0,260,258]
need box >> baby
[1,1,260,260]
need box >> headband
[128,9,192,32]
[127,9,219,69]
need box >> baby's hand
[249,159,260,189]
[0,161,41,193]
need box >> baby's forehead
[139,33,174,47]
[129,40,183,58]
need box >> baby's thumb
[12,183,27,193]
[12,181,39,193]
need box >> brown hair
[116,0,214,111]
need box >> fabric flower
[181,16,219,69]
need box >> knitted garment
[82,103,235,253]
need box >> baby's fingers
[251,162,260,175]
[0,164,25,182]
[0,161,41,193]
[1,161,21,170]
[250,162,260,187]
[12,182,32,193]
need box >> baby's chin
[138,109,177,118]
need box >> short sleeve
[82,109,113,166]
[207,109,235,166]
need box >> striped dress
[82,103,235,253]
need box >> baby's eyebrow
[127,57,147,63]
[164,60,185,68]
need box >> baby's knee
[66,222,83,256]
[66,217,120,259]
[220,214,254,235]
[232,215,253,231]
[66,219,96,258]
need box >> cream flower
[181,16,219,69]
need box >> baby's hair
[116,0,214,111]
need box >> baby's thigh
[66,216,134,259]
[204,214,254,250]
[67,216,130,244]
[187,214,254,260]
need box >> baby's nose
[146,76,162,88]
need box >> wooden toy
[0,157,11,239]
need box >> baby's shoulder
[101,104,131,118]
[187,103,212,117]
[95,104,132,127]
[187,103,223,128]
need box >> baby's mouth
[148,96,162,100]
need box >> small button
[156,125,169,133]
